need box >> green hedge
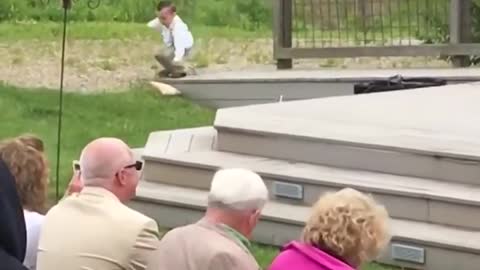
[415,0,480,65]
[0,0,271,30]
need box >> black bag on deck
[354,75,447,95]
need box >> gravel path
[0,39,449,92]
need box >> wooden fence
[273,0,477,69]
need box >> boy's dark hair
[157,1,176,12]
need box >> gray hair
[207,168,268,211]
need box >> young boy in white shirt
[148,1,194,78]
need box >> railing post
[450,0,472,67]
[274,0,293,69]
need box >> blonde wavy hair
[0,138,49,214]
[302,188,390,267]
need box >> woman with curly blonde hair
[0,137,49,270]
[269,188,391,270]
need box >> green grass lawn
[0,84,394,270]
[0,21,411,44]
[0,21,269,41]
[0,83,215,196]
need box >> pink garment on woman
[269,241,355,270]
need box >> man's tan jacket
[149,219,260,270]
[37,187,159,270]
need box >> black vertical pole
[276,0,293,69]
[55,0,71,201]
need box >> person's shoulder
[165,223,249,254]
[174,16,189,28]
[208,250,258,270]
[24,210,45,228]
[24,210,45,221]
[114,201,156,225]
[106,203,159,244]
[269,241,306,270]
[160,222,222,248]
[161,223,250,257]
[43,196,72,219]
[161,223,197,239]
[269,251,296,270]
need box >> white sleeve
[147,18,162,32]
[172,23,192,62]
[24,215,45,270]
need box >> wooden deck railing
[273,0,476,69]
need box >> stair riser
[216,130,480,185]
[169,82,353,108]
[143,161,480,230]
[129,199,480,270]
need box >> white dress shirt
[147,15,194,62]
[23,210,45,270]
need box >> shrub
[0,0,271,31]
[416,0,480,65]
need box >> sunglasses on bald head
[123,160,143,171]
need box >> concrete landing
[157,68,480,108]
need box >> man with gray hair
[151,168,268,270]
[37,138,160,270]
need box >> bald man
[37,138,160,270]
[150,168,268,270]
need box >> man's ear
[115,171,128,187]
[254,209,262,220]
[249,209,262,225]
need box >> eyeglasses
[123,160,143,171]
[72,160,80,171]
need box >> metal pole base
[277,59,293,70]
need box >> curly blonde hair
[302,188,390,267]
[0,139,49,214]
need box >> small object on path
[150,81,181,96]
[167,71,187,78]
[157,69,170,77]
[157,69,187,79]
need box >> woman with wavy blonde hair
[0,137,49,270]
[269,188,391,270]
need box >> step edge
[214,125,480,163]
[142,152,480,207]
[134,184,480,254]
[162,76,480,84]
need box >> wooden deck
[132,82,480,270]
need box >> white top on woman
[23,210,45,270]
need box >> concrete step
[214,83,480,185]
[160,68,480,108]
[142,127,480,230]
[130,181,480,270]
